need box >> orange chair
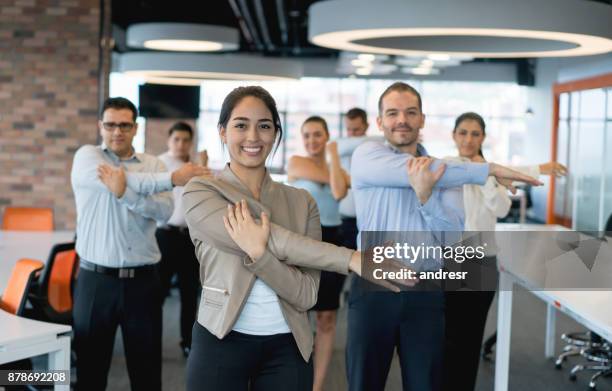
[0,258,44,315]
[2,207,54,231]
[28,242,79,323]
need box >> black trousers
[311,225,346,311]
[346,277,445,391]
[73,268,162,391]
[443,290,496,391]
[340,216,358,250]
[186,323,313,391]
[155,227,200,348]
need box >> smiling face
[453,119,485,159]
[301,120,329,157]
[98,108,138,158]
[219,96,277,170]
[377,90,425,150]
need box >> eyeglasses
[102,122,135,132]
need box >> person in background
[156,121,212,358]
[287,116,349,391]
[71,97,207,391]
[338,108,375,251]
[348,82,543,391]
[443,111,567,391]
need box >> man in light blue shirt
[71,97,207,391]
[336,108,385,251]
[347,82,541,391]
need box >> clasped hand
[223,200,419,292]
[98,164,127,197]
[223,200,270,261]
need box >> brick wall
[0,0,101,230]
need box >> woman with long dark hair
[182,86,415,391]
[443,111,567,391]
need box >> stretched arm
[287,156,330,184]
[336,136,385,157]
[98,159,174,223]
[118,186,174,223]
[71,145,173,195]
[352,142,542,191]
[183,177,353,274]
[225,199,321,312]
[128,162,212,195]
[327,142,349,200]
[351,141,489,190]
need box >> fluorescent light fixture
[357,53,376,61]
[420,59,435,67]
[118,52,303,83]
[355,67,372,75]
[309,0,612,58]
[395,57,423,67]
[127,23,240,52]
[428,54,451,61]
[143,40,224,52]
[350,59,374,67]
[402,67,441,75]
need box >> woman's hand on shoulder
[223,200,270,260]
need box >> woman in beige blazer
[182,86,415,391]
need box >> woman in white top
[443,112,567,391]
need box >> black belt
[80,259,157,279]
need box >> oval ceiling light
[127,23,240,52]
[309,0,612,58]
[118,52,303,84]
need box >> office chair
[0,258,45,315]
[555,331,601,368]
[26,242,79,324]
[568,337,611,390]
[2,206,54,231]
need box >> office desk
[0,230,74,291]
[0,309,71,391]
[494,223,612,391]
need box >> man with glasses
[71,97,207,391]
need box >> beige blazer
[182,164,354,361]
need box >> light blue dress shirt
[71,144,174,267]
[351,141,490,269]
[336,136,385,218]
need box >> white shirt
[157,152,189,227]
[232,278,291,335]
[444,156,540,255]
[444,156,540,231]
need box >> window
[110,73,530,171]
